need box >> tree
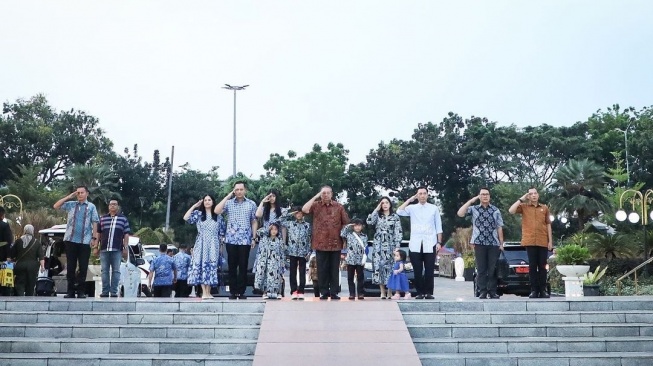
[549,159,613,230]
[4,165,64,210]
[0,94,114,185]
[66,164,122,213]
[262,143,350,206]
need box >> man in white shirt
[397,187,443,299]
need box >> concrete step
[0,323,260,339]
[0,311,262,325]
[418,351,653,366]
[402,310,653,325]
[407,322,653,338]
[0,299,265,313]
[412,336,653,353]
[0,337,256,355]
[397,298,653,313]
[0,353,254,366]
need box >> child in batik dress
[253,223,285,299]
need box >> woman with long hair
[183,194,224,299]
[366,197,403,299]
[255,189,288,230]
[11,224,44,296]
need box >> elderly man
[302,186,350,300]
[509,187,553,299]
[457,187,504,299]
[54,186,100,299]
[397,186,443,300]
[96,198,131,298]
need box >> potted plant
[555,244,591,277]
[582,265,608,296]
[462,252,475,281]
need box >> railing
[616,257,653,295]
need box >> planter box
[583,284,601,296]
[463,268,475,282]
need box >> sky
[1,1,652,179]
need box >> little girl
[253,223,285,299]
[387,249,411,300]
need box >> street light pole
[222,84,249,177]
[615,120,633,187]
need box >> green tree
[549,159,613,230]
[262,143,349,206]
[4,165,64,210]
[0,94,114,185]
[66,164,122,213]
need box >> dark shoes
[478,292,488,299]
[64,293,76,299]
[424,294,434,300]
[239,294,247,300]
[488,293,501,299]
[77,293,87,299]
[415,294,425,299]
[229,294,238,300]
[539,291,550,298]
[110,294,118,298]
[330,295,341,300]
[529,291,539,298]
[348,295,356,300]
[100,293,109,298]
[358,296,364,300]
[319,294,329,300]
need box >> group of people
[0,181,552,301]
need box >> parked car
[142,244,178,257]
[363,240,417,297]
[119,236,152,297]
[473,241,552,297]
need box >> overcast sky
[2,1,652,179]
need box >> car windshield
[503,249,529,264]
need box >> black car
[363,242,417,297]
[473,242,552,297]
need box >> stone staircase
[0,298,264,366]
[399,298,653,366]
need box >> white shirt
[397,202,443,253]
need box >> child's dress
[386,261,409,292]
[253,228,284,295]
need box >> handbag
[0,261,14,287]
[352,233,367,266]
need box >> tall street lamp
[615,120,633,187]
[222,84,249,177]
[615,189,653,260]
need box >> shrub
[556,244,590,265]
[463,251,475,268]
[135,227,160,245]
[587,233,638,259]
[582,265,608,285]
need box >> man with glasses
[96,199,131,297]
[54,186,100,298]
[457,188,504,299]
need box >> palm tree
[67,164,121,213]
[549,159,613,230]
[587,233,638,259]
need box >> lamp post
[615,120,633,187]
[222,84,249,177]
[615,189,653,260]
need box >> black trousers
[316,250,340,296]
[153,285,172,297]
[347,264,364,297]
[226,243,250,296]
[409,245,435,296]
[174,279,189,298]
[475,245,501,294]
[289,256,307,293]
[526,246,548,292]
[65,241,91,295]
